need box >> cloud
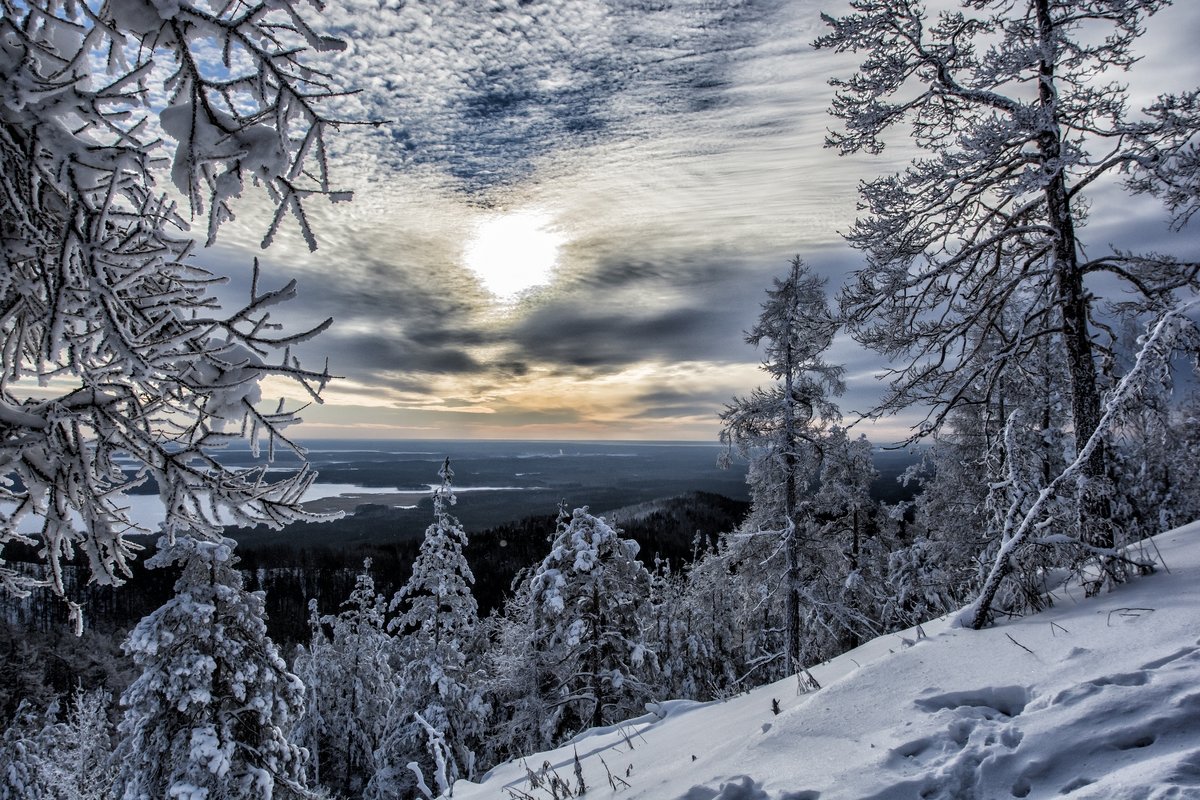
[504,302,745,368]
[191,0,1200,441]
[308,0,791,190]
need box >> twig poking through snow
[573,746,586,795]
[1006,633,1034,654]
[1147,536,1171,574]
[600,756,631,791]
[1107,608,1155,626]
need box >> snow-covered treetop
[530,506,647,618]
[748,256,842,391]
[391,459,478,644]
[719,258,845,496]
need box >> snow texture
[453,521,1200,800]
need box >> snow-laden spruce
[115,538,310,800]
[294,563,395,798]
[525,507,654,742]
[373,459,487,799]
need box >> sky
[199,0,1200,443]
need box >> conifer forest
[1,0,1199,797]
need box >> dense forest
[2,0,1199,797]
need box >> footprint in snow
[677,775,820,800]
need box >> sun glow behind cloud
[462,210,565,301]
[203,0,1200,442]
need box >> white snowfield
[453,522,1200,800]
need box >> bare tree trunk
[783,335,801,677]
[1034,0,1111,552]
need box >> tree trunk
[784,517,800,676]
[589,584,604,730]
[783,339,801,677]
[1034,0,1111,551]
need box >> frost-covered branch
[963,299,1200,629]
[0,0,348,627]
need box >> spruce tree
[375,459,484,798]
[116,538,310,800]
[719,257,844,675]
[300,562,395,798]
[528,507,654,741]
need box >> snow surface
[453,522,1200,800]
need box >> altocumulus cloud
[314,0,786,187]
[196,0,1200,441]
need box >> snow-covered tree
[1101,321,1200,542]
[116,537,311,799]
[0,688,118,800]
[978,334,1078,612]
[644,560,691,701]
[816,0,1200,558]
[1151,392,1200,529]
[293,563,395,798]
[680,539,757,696]
[644,548,743,702]
[816,430,877,574]
[289,609,329,791]
[719,257,844,675]
[0,0,346,628]
[528,507,654,742]
[0,700,57,800]
[883,532,962,631]
[966,301,1200,627]
[899,408,994,616]
[43,688,117,800]
[478,568,557,767]
[374,459,485,798]
[808,427,883,653]
[0,689,116,800]
[897,370,1075,624]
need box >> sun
[462,210,565,301]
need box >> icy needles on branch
[0,0,347,626]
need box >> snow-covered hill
[454,522,1200,800]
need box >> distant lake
[9,440,920,537]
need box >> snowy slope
[454,522,1200,800]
